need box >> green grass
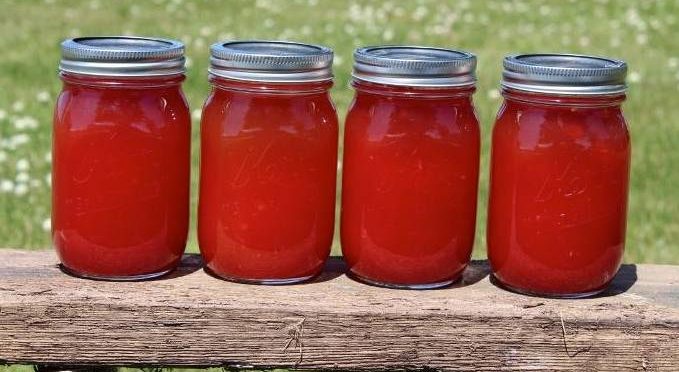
[0,0,678,265]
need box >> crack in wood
[559,311,592,358]
[521,302,545,309]
[282,317,305,366]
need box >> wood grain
[0,249,677,371]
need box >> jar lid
[502,54,627,95]
[209,40,334,82]
[352,46,477,87]
[59,36,185,77]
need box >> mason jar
[341,46,481,288]
[53,37,191,280]
[487,54,630,297]
[198,41,339,284]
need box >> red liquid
[487,90,630,296]
[341,81,480,287]
[52,74,191,278]
[198,78,338,282]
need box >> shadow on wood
[600,263,637,297]
[488,264,638,299]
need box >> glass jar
[488,54,630,298]
[53,37,191,280]
[199,41,338,284]
[341,46,480,288]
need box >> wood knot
[397,348,418,362]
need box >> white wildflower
[0,109,6,120]
[413,6,428,21]
[16,172,29,183]
[200,26,213,36]
[14,183,28,196]
[487,89,500,100]
[13,116,39,130]
[539,5,551,16]
[628,71,642,84]
[44,152,52,163]
[16,158,30,171]
[42,218,51,232]
[9,133,31,148]
[12,101,25,112]
[192,109,202,121]
[36,91,51,103]
[0,180,13,192]
[636,34,648,45]
[668,57,678,69]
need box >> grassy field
[0,0,678,264]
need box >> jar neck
[352,79,475,99]
[209,75,333,95]
[60,72,185,88]
[502,87,626,108]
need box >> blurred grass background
[0,0,678,262]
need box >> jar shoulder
[201,89,339,131]
[54,85,190,129]
[494,101,630,146]
[346,93,480,135]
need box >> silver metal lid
[502,54,627,95]
[352,46,477,87]
[59,36,185,77]
[209,40,334,82]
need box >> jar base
[491,274,608,299]
[204,267,319,285]
[347,270,459,289]
[59,264,174,281]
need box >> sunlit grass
[0,0,677,264]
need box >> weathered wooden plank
[0,249,677,371]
